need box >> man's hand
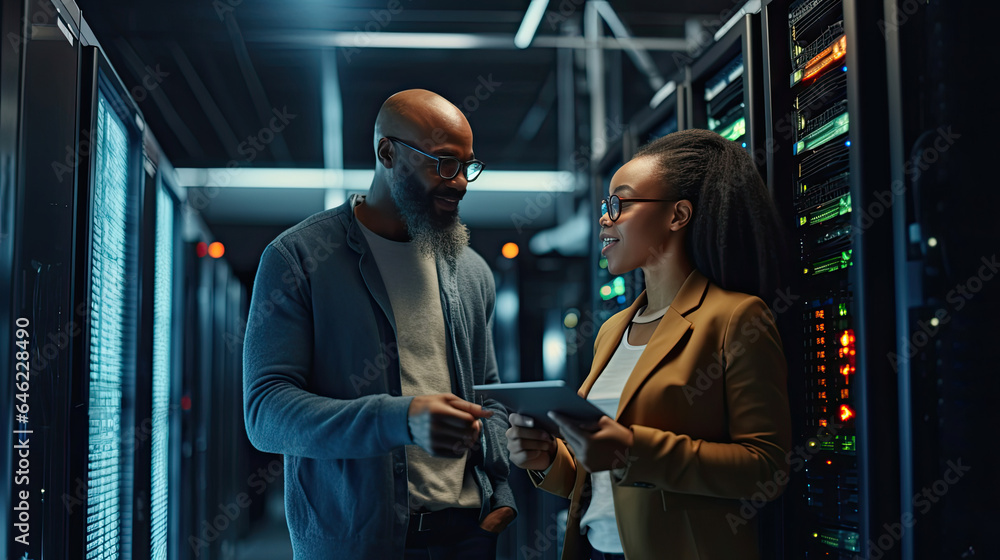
[505,413,557,471]
[479,506,516,534]
[547,413,634,474]
[408,393,492,457]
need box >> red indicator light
[819,419,828,427]
[196,242,208,258]
[839,404,855,422]
[181,395,192,411]
[815,310,825,319]
[826,460,833,465]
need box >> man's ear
[377,137,395,169]
[669,200,693,231]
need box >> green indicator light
[808,193,852,225]
[811,249,853,275]
[719,117,746,142]
[791,69,804,86]
[839,303,848,316]
[600,285,613,300]
[793,112,850,155]
[599,257,608,269]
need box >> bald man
[243,89,516,559]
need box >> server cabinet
[887,0,1000,558]
[763,0,899,557]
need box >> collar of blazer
[580,268,710,420]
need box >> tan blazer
[531,270,792,560]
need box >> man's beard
[389,173,469,263]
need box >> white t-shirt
[578,319,650,553]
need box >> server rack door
[132,148,158,560]
[73,45,146,560]
[148,178,180,560]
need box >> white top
[578,313,655,553]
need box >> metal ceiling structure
[75,0,740,276]
[77,0,735,172]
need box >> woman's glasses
[600,194,678,222]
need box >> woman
[507,129,792,560]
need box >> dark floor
[234,486,293,560]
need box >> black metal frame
[0,0,23,554]
[8,2,83,556]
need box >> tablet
[473,380,606,435]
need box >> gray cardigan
[243,194,515,558]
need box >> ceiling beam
[245,31,688,51]
[175,168,575,193]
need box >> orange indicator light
[804,35,847,81]
[839,404,855,422]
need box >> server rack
[687,13,767,174]
[136,132,184,560]
[178,233,250,560]
[6,4,193,555]
[764,0,899,557]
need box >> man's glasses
[386,136,485,182]
[600,194,678,222]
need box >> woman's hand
[505,413,557,471]
[548,413,634,474]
